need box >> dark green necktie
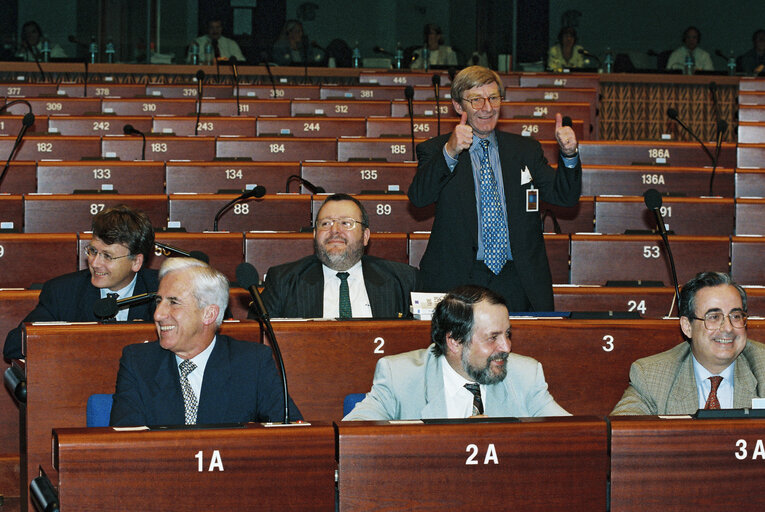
[337,272,351,319]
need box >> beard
[314,235,365,271]
[462,349,508,385]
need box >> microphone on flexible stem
[405,85,416,159]
[432,74,441,136]
[577,48,601,67]
[195,69,205,135]
[227,57,241,116]
[154,241,209,263]
[666,108,715,163]
[708,82,722,124]
[285,174,325,194]
[236,262,291,424]
[260,50,278,99]
[83,59,88,97]
[373,46,394,57]
[709,119,728,196]
[643,188,680,315]
[0,107,35,189]
[213,185,266,231]
[25,41,47,82]
[301,35,310,84]
[93,292,157,320]
[123,124,146,160]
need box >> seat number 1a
[195,450,224,472]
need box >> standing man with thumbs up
[408,65,581,312]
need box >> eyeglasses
[85,245,133,262]
[315,218,366,231]
[463,95,502,109]
[690,311,748,330]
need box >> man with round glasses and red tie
[612,272,765,415]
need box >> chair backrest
[343,393,366,417]
[86,393,114,427]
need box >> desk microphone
[195,69,205,135]
[93,292,157,319]
[213,186,266,231]
[432,74,441,135]
[405,85,415,158]
[236,262,291,424]
[285,175,325,194]
[259,50,278,99]
[666,108,714,163]
[227,57,241,116]
[0,103,35,190]
[154,241,209,263]
[644,188,680,314]
[123,124,146,160]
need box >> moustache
[488,352,509,363]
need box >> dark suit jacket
[110,334,302,426]
[408,130,581,311]
[3,267,159,360]
[259,254,418,318]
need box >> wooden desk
[579,141,736,168]
[0,233,78,288]
[337,417,607,511]
[215,136,337,161]
[47,115,152,136]
[337,137,425,162]
[257,116,366,138]
[0,162,36,194]
[735,169,765,198]
[53,423,335,511]
[0,114,47,137]
[610,416,765,511]
[300,161,416,195]
[0,194,23,231]
[203,98,291,117]
[36,160,165,194]
[291,99,391,117]
[102,135,216,161]
[582,165,734,197]
[1,135,102,161]
[735,198,765,235]
[153,115,256,137]
[165,161,299,194]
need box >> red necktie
[704,376,723,410]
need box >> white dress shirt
[175,336,217,400]
[441,356,485,418]
[321,260,372,318]
[99,273,138,321]
[692,355,735,409]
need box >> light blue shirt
[99,273,138,322]
[175,336,217,400]
[692,354,735,409]
[442,133,579,261]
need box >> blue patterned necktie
[179,359,198,425]
[478,139,508,274]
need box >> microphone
[235,262,291,424]
[577,48,601,66]
[84,58,89,97]
[154,241,209,263]
[708,82,722,125]
[643,189,680,314]
[227,57,241,116]
[0,109,36,190]
[259,50,278,99]
[24,40,47,81]
[93,292,157,319]
[195,69,205,135]
[123,124,147,160]
[285,174,325,194]
[405,85,416,159]
[373,46,394,57]
[432,74,441,136]
[213,186,266,231]
[709,119,728,196]
[666,108,715,163]
[0,99,34,115]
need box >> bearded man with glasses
[612,272,765,415]
[259,193,417,319]
[4,205,157,359]
[408,65,581,313]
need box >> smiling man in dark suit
[408,66,581,312]
[260,193,417,319]
[3,205,158,360]
[110,257,301,426]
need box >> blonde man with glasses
[612,272,765,415]
[259,193,417,319]
[408,65,581,313]
[4,205,157,359]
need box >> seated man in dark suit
[110,257,302,426]
[344,285,569,420]
[260,193,418,319]
[612,272,765,415]
[4,205,158,359]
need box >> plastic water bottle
[105,40,115,63]
[204,42,213,65]
[352,42,361,68]
[727,51,736,75]
[684,54,694,75]
[394,42,403,69]
[89,36,98,63]
[603,47,613,73]
[41,39,50,62]
[422,47,430,71]
[189,42,199,65]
